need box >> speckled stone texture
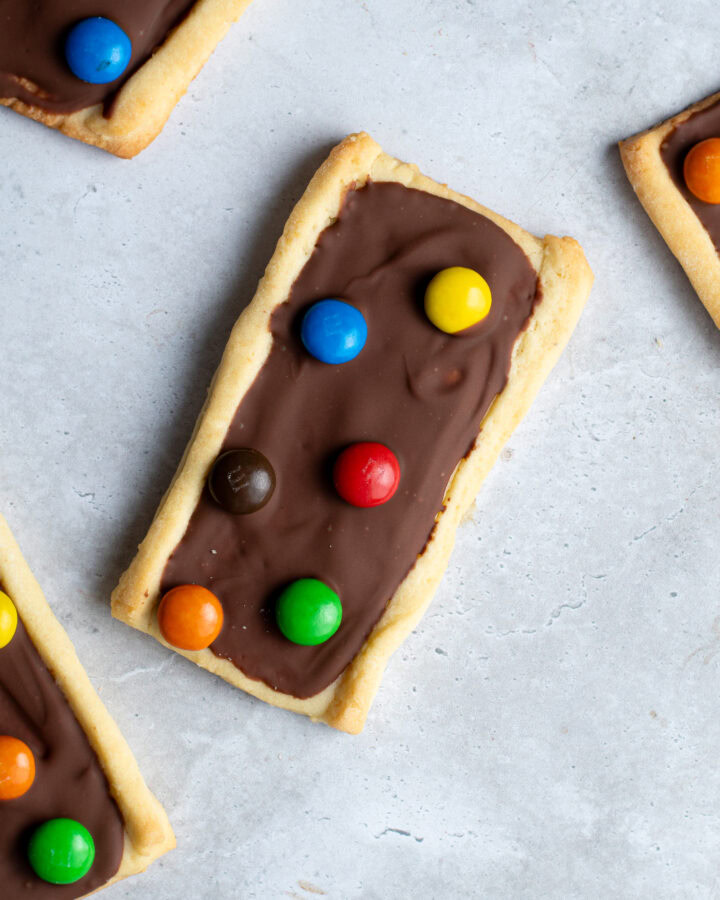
[1,1,719,897]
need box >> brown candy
[208,449,276,515]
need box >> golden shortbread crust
[0,514,175,896]
[0,0,252,158]
[620,91,720,329]
[112,133,594,733]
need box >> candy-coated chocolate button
[683,138,720,204]
[28,818,95,885]
[208,448,276,514]
[424,266,492,334]
[158,585,224,651]
[65,18,132,85]
[0,591,17,649]
[0,736,35,800]
[275,579,342,645]
[333,442,401,508]
[301,299,367,364]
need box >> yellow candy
[424,266,492,334]
[0,591,17,649]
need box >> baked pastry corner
[620,91,720,328]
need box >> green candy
[276,578,342,645]
[28,818,95,885]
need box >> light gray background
[1,1,719,897]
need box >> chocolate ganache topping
[0,0,196,115]
[0,613,124,897]
[161,181,541,699]
[661,98,720,253]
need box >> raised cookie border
[112,132,594,733]
[0,0,253,158]
[0,514,175,895]
[619,91,720,329]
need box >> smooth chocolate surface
[161,182,540,699]
[0,614,124,897]
[661,98,720,253]
[0,0,196,115]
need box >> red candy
[333,442,400,507]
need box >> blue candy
[301,300,367,364]
[65,18,132,85]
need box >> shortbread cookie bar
[0,0,252,157]
[620,91,720,328]
[0,514,174,896]
[112,133,593,733]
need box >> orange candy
[683,138,720,204]
[157,585,224,651]
[0,736,35,800]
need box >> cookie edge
[619,90,720,329]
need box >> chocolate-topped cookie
[621,90,720,329]
[0,0,253,157]
[0,514,174,895]
[112,133,593,733]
